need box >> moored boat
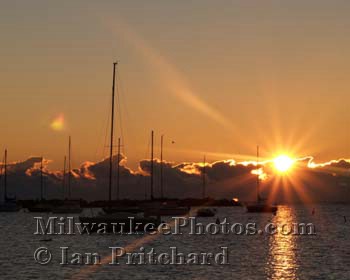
[0,149,20,212]
[246,146,277,214]
[80,211,161,233]
[51,200,82,214]
[79,62,161,233]
[27,202,52,213]
[28,157,52,213]
[143,201,190,217]
[246,203,277,213]
[196,207,216,217]
[0,199,20,212]
[51,138,82,214]
[103,206,143,214]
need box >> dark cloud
[207,160,255,181]
[1,155,349,202]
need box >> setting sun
[274,155,294,173]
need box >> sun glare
[274,155,294,173]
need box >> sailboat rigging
[246,146,277,213]
[160,134,164,199]
[150,130,154,200]
[0,149,20,212]
[79,61,161,232]
[62,155,66,199]
[27,157,52,212]
[116,137,121,200]
[51,136,82,214]
[202,155,206,199]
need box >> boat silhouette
[79,62,160,231]
[51,136,82,214]
[0,149,20,212]
[27,157,52,212]
[246,146,277,213]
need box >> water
[0,205,349,279]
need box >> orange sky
[1,1,349,170]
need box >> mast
[4,149,7,201]
[202,155,206,199]
[62,156,66,199]
[256,145,260,202]
[160,134,164,199]
[116,137,121,200]
[150,130,154,200]
[109,62,117,204]
[68,135,71,199]
[144,175,147,200]
[40,157,44,200]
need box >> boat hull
[144,207,190,217]
[51,200,82,214]
[246,205,277,213]
[51,208,82,214]
[27,207,52,213]
[0,204,20,212]
[196,208,216,217]
[103,207,143,214]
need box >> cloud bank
[0,155,349,203]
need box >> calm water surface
[0,205,349,279]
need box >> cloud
[1,155,349,202]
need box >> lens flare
[50,114,65,131]
[274,155,294,173]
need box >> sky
[1,0,350,171]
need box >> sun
[273,155,294,173]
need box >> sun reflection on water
[266,206,299,280]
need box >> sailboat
[196,208,216,217]
[52,136,82,214]
[142,132,190,217]
[102,137,142,214]
[246,146,277,213]
[80,62,160,232]
[27,157,52,212]
[0,149,20,212]
[195,156,216,217]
